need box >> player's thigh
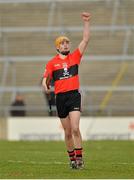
[60,116,71,133]
[69,111,80,130]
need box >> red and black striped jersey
[43,48,82,94]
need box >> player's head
[55,36,70,55]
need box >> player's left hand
[81,12,91,21]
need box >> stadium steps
[0,3,49,27]
[0,31,130,56]
[4,62,45,86]
[0,62,4,82]
[0,1,134,27]
[0,1,113,27]
[80,61,134,86]
[116,0,134,25]
[82,91,134,116]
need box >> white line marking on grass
[8,160,68,165]
[113,162,134,165]
[8,160,134,166]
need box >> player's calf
[68,150,77,169]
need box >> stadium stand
[0,0,134,116]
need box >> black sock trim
[76,154,82,157]
[67,150,74,153]
[75,148,83,150]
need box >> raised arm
[78,12,91,55]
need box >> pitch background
[0,140,134,179]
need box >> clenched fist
[81,12,91,21]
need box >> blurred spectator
[10,94,26,116]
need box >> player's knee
[65,130,72,140]
[72,127,80,137]
[65,133,72,140]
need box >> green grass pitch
[0,140,134,179]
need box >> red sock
[67,150,76,161]
[75,148,83,159]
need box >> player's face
[59,40,70,52]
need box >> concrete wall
[6,117,134,141]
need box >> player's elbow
[82,39,89,48]
[42,78,47,87]
[83,35,90,44]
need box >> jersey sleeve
[71,48,82,64]
[43,62,53,79]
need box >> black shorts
[56,90,81,118]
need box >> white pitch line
[8,160,68,165]
[8,160,134,166]
[112,162,134,165]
